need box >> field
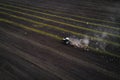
[0,0,120,80]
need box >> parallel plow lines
[35,1,118,18]
[1,2,120,31]
[0,6,120,47]
[0,18,120,58]
[0,27,119,80]
[0,2,120,58]
[0,19,62,40]
[3,1,120,25]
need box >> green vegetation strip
[0,18,120,58]
[3,1,120,27]
[0,11,120,47]
[0,19,61,40]
[0,3,120,39]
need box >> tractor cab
[62,37,70,45]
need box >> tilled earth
[0,0,120,80]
